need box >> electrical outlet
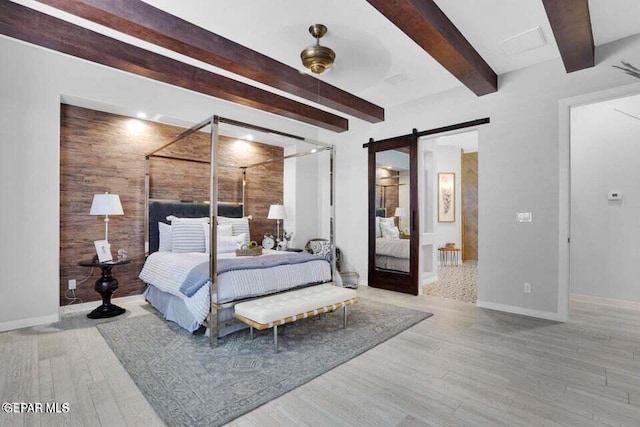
[524,282,531,293]
[68,279,77,290]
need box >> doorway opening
[421,130,479,303]
[569,93,640,311]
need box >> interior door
[368,134,419,295]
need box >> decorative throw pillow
[309,240,332,259]
[171,219,206,253]
[203,224,246,254]
[158,222,172,252]
[217,216,250,243]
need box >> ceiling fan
[300,24,336,74]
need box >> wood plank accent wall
[60,105,283,306]
[461,152,478,260]
[375,168,399,218]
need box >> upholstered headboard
[148,199,243,254]
[375,208,387,218]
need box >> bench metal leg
[343,305,348,329]
[274,325,278,353]
[250,326,254,340]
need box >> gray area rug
[97,299,431,427]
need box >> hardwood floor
[2,288,640,426]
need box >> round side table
[438,247,461,267]
[78,259,132,319]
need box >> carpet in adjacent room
[423,260,478,303]
[97,299,431,427]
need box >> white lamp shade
[267,204,286,220]
[394,207,406,217]
[90,193,124,216]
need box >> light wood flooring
[3,287,640,426]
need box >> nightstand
[78,259,132,319]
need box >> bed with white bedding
[375,237,410,273]
[140,250,332,332]
[141,199,333,334]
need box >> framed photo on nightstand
[94,240,113,263]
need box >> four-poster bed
[141,115,337,348]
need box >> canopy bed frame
[143,115,336,348]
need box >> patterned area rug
[97,299,431,427]
[423,260,478,303]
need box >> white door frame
[558,82,640,321]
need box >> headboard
[375,208,387,218]
[148,199,243,254]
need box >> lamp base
[87,304,126,319]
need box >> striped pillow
[171,219,206,253]
[217,216,250,243]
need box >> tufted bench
[233,283,358,352]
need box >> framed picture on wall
[438,172,455,223]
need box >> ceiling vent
[384,73,410,86]
[499,26,546,56]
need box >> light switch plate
[608,191,622,201]
[517,212,532,222]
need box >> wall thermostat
[608,191,622,201]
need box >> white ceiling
[13,0,640,122]
[142,0,640,106]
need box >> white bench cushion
[234,283,357,325]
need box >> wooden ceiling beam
[365,0,497,96]
[35,0,384,123]
[542,0,594,73]
[0,2,348,132]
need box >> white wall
[283,143,330,249]
[325,34,640,320]
[570,96,640,301]
[5,31,640,328]
[434,145,462,248]
[0,36,319,330]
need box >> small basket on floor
[340,271,359,289]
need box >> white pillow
[171,219,206,253]
[167,215,209,223]
[217,216,250,243]
[380,222,400,239]
[203,224,246,254]
[218,224,233,237]
[158,222,172,252]
[377,217,395,238]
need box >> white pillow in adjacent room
[158,222,172,252]
[171,219,206,253]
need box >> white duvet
[376,237,409,259]
[139,251,332,328]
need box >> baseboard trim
[476,300,565,322]
[571,293,640,311]
[0,314,60,333]
[59,294,146,315]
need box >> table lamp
[394,207,406,228]
[90,192,124,243]
[267,204,286,242]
